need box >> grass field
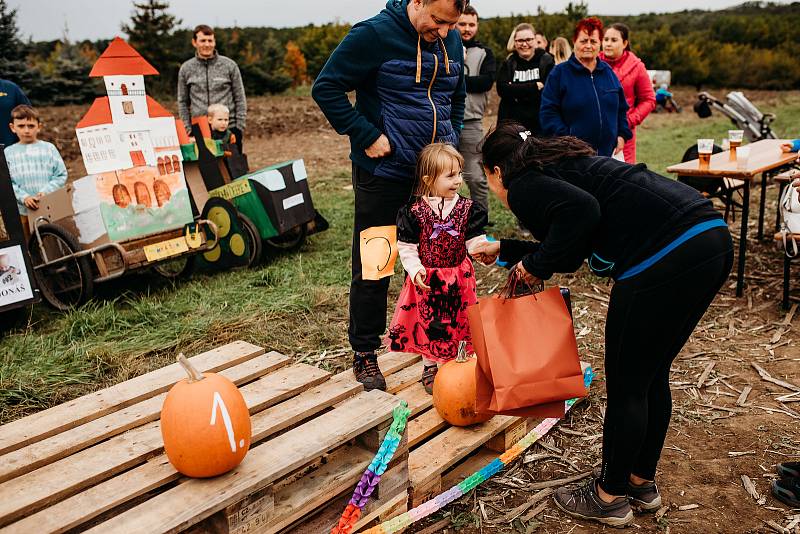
[2,89,799,424]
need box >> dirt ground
[38,91,800,534]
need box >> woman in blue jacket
[539,17,632,157]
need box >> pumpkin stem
[456,341,469,363]
[177,353,205,382]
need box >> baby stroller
[693,91,777,142]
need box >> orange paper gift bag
[468,274,587,419]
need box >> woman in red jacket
[600,23,655,163]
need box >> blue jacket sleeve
[539,67,569,136]
[791,139,800,152]
[617,86,632,141]
[311,23,384,151]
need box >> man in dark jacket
[312,0,468,391]
[0,79,30,147]
[457,5,494,212]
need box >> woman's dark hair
[607,22,631,51]
[480,121,596,188]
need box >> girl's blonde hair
[550,36,572,64]
[414,143,464,197]
[506,23,536,53]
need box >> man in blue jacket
[313,0,467,391]
[0,79,31,147]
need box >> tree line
[1,0,798,107]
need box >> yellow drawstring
[439,37,450,74]
[415,34,422,84]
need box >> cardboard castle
[30,37,194,246]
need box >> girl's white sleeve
[397,241,425,278]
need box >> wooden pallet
[393,362,591,508]
[0,341,421,534]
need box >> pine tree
[0,0,30,86]
[122,0,182,96]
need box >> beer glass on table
[697,139,714,169]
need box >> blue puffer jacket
[539,55,632,157]
[312,0,465,181]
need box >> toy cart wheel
[152,255,195,280]
[238,213,262,267]
[265,223,307,252]
[28,223,94,310]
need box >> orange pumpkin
[160,353,251,477]
[432,344,492,427]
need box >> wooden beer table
[667,139,799,297]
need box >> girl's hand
[514,261,542,287]
[413,270,430,290]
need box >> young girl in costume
[386,143,490,394]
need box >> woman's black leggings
[598,226,734,496]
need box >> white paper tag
[249,168,286,192]
[282,193,305,210]
[292,160,308,182]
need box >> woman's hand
[413,269,430,290]
[614,136,625,155]
[781,142,794,153]
[514,261,542,286]
[470,240,500,265]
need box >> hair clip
[519,130,532,141]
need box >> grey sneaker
[627,480,662,511]
[353,352,386,391]
[553,479,634,528]
[592,467,662,512]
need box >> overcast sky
[9,0,788,42]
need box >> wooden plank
[0,456,180,534]
[83,390,399,534]
[0,341,266,456]
[439,448,498,489]
[239,364,330,414]
[407,408,447,449]
[287,481,408,534]
[265,444,374,532]
[385,362,423,394]
[395,382,433,417]
[409,415,516,490]
[2,357,414,534]
[0,353,290,484]
[0,360,327,528]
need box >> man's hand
[413,269,430,290]
[366,134,392,158]
[24,196,39,210]
[614,136,625,155]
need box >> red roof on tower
[76,96,173,128]
[89,37,159,77]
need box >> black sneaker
[771,477,800,508]
[421,365,437,395]
[554,479,634,527]
[592,467,662,511]
[353,351,386,391]
[777,461,800,479]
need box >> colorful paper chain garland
[362,366,595,534]
[331,401,412,534]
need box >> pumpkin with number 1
[160,354,251,477]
